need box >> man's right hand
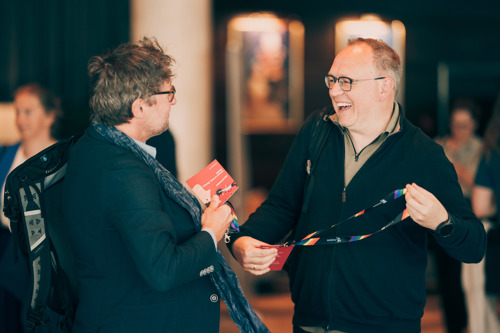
[232,236,278,275]
[201,195,232,242]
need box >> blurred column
[131,0,256,299]
[130,0,213,182]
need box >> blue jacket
[63,127,221,332]
[0,143,20,190]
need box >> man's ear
[131,98,145,119]
[379,77,395,102]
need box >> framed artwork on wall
[225,13,304,216]
[226,13,304,135]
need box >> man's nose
[329,82,344,97]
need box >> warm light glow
[336,20,392,39]
[391,20,406,40]
[289,20,305,36]
[334,15,406,57]
[360,14,383,21]
[229,13,287,32]
[334,14,406,104]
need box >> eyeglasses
[323,75,386,92]
[153,86,176,102]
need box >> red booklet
[259,245,295,271]
[187,160,294,270]
[186,159,238,206]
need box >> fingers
[405,184,425,214]
[247,263,271,276]
[201,196,233,241]
[244,250,277,275]
[208,196,232,219]
[232,236,278,275]
[406,183,434,200]
[244,247,278,267]
[405,183,448,229]
[405,183,438,209]
[207,195,220,209]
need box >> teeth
[337,102,352,107]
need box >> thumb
[208,195,220,209]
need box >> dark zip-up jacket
[229,106,486,333]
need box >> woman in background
[435,99,483,201]
[467,94,500,333]
[0,83,61,332]
[434,99,483,333]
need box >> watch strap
[435,214,455,237]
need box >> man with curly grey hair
[63,37,269,333]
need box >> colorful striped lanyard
[290,188,409,246]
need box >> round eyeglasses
[153,86,176,102]
[323,75,386,92]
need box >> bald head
[347,38,401,96]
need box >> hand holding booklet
[187,160,294,268]
[186,159,238,207]
[186,160,239,241]
[259,245,295,271]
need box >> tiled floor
[220,292,446,333]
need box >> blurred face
[144,81,177,137]
[14,91,55,141]
[328,43,386,133]
[450,109,476,142]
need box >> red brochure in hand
[186,159,238,207]
[260,245,295,271]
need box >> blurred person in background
[467,94,500,333]
[435,99,482,202]
[434,99,483,333]
[0,83,61,332]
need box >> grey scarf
[93,122,270,333]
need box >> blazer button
[210,294,219,303]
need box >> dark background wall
[213,0,500,130]
[2,1,500,189]
[0,0,130,139]
[213,0,500,189]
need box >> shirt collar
[132,138,157,158]
[385,102,400,135]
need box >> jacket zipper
[344,129,377,163]
[326,111,404,329]
[344,129,404,194]
[326,150,348,329]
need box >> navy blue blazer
[63,127,221,332]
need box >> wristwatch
[435,215,455,237]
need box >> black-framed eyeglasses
[153,86,176,102]
[323,75,386,92]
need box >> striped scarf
[93,122,269,333]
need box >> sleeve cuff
[201,228,217,249]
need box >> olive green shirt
[333,102,400,187]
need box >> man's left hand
[405,183,449,230]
